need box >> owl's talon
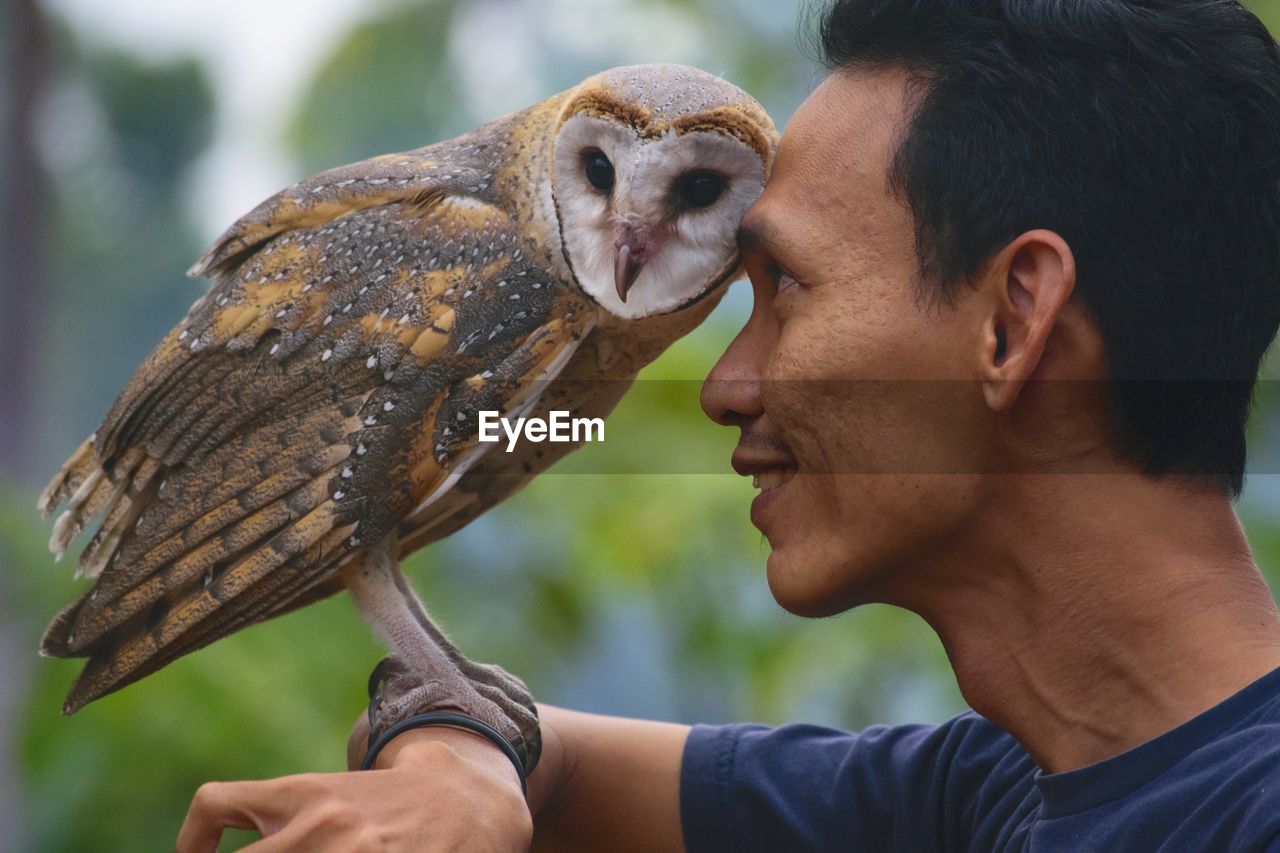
[366,654,541,775]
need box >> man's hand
[177,704,686,852]
[176,727,533,852]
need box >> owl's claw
[366,654,542,776]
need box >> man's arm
[178,704,689,852]
[528,706,689,851]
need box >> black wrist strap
[360,711,529,795]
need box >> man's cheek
[767,307,829,377]
[776,475,835,541]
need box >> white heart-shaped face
[552,114,768,319]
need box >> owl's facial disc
[552,115,768,319]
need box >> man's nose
[701,325,767,428]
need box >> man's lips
[731,432,799,531]
[751,468,796,490]
[732,438,799,493]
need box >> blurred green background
[4,0,1280,850]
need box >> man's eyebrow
[736,219,775,254]
[738,218,799,263]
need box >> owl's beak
[614,244,646,303]
[613,227,666,303]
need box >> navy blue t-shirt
[681,666,1280,851]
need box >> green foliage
[1255,0,1280,33]
[86,52,214,191]
[288,0,466,174]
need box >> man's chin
[765,551,860,618]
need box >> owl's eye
[676,170,725,208]
[584,151,615,193]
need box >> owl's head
[550,64,777,319]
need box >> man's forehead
[763,67,915,219]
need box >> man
[178,0,1280,849]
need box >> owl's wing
[39,164,594,712]
[188,149,492,279]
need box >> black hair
[817,0,1280,494]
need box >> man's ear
[978,229,1076,411]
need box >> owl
[36,64,776,752]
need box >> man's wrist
[379,727,524,790]
[350,703,564,818]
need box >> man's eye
[770,263,801,294]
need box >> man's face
[701,68,990,617]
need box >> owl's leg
[340,537,539,767]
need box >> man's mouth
[751,467,797,491]
[737,444,798,533]
[732,433,799,496]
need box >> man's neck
[904,473,1280,774]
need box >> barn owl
[36,64,776,766]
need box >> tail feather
[46,448,155,560]
[41,385,373,714]
[77,457,162,580]
[59,504,351,714]
[45,447,147,562]
[105,526,356,688]
[94,467,311,610]
[40,313,395,713]
[39,599,82,659]
[87,406,362,612]
[37,437,99,517]
[128,399,362,552]
[66,475,334,653]
[47,469,104,560]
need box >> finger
[239,792,368,853]
[176,779,293,853]
[238,817,315,853]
